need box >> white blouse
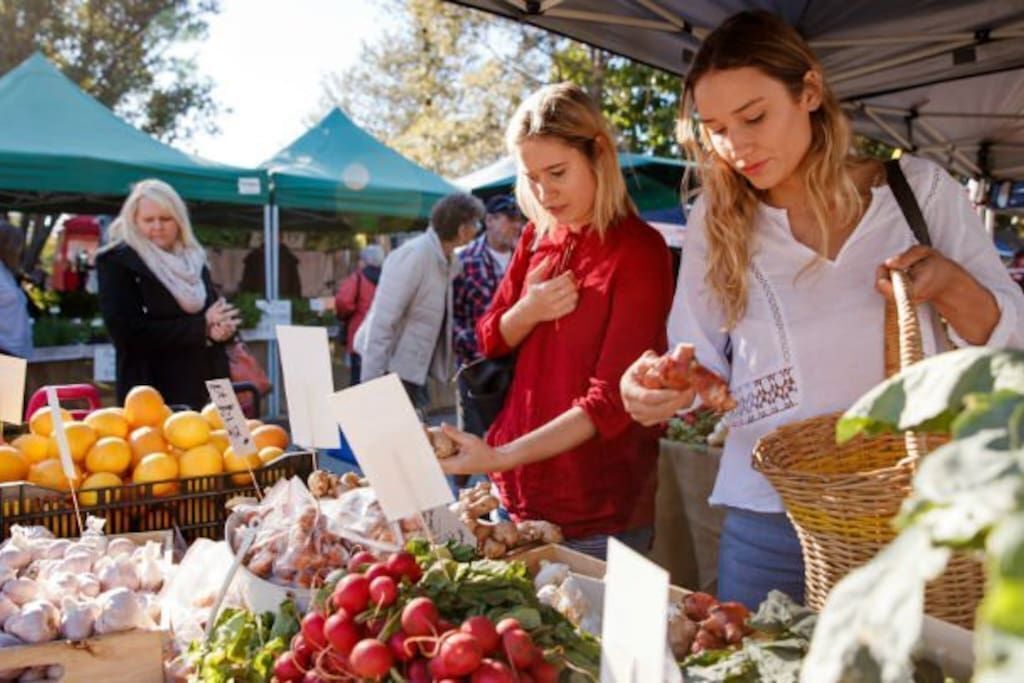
[668,155,1024,513]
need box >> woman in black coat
[96,179,239,409]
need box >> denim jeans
[717,507,805,609]
[561,526,655,561]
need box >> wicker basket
[753,271,985,628]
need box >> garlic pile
[0,517,171,680]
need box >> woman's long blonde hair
[506,82,636,240]
[109,178,203,255]
[678,11,861,328]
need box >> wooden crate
[0,629,164,683]
[511,543,689,602]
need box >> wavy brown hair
[678,11,862,328]
[506,82,636,240]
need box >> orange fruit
[11,434,50,464]
[84,408,129,439]
[28,459,81,491]
[246,419,263,431]
[85,437,132,475]
[133,453,179,497]
[28,407,73,437]
[257,446,284,465]
[200,403,224,430]
[0,446,28,482]
[46,421,98,463]
[208,429,230,453]
[179,444,224,478]
[223,446,263,486]
[129,426,167,468]
[80,472,123,506]
[163,411,211,450]
[123,386,167,428]
[251,424,289,450]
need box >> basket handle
[884,269,924,377]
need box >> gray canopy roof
[445,1,1024,179]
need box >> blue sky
[183,0,389,168]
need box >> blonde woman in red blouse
[440,82,674,559]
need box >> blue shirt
[0,264,32,359]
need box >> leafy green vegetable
[836,348,1024,443]
[185,600,300,683]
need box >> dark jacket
[95,242,229,409]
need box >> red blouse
[476,213,673,539]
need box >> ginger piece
[307,470,338,498]
[481,538,507,559]
[516,520,563,545]
[491,521,519,547]
[425,426,458,459]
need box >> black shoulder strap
[884,159,932,247]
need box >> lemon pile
[1,385,290,500]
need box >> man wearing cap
[453,194,525,435]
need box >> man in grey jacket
[357,193,485,412]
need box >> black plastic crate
[0,451,315,542]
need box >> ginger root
[426,426,458,459]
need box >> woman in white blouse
[621,11,1024,609]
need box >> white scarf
[131,237,207,314]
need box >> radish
[401,597,439,636]
[368,575,398,608]
[437,632,483,676]
[495,617,520,636]
[301,612,328,651]
[530,656,559,683]
[518,672,536,683]
[302,672,326,683]
[470,658,516,683]
[348,639,393,680]
[386,551,423,583]
[438,618,457,634]
[365,616,386,637]
[364,562,391,582]
[332,573,371,615]
[501,628,536,669]
[461,615,500,654]
[347,550,377,573]
[290,634,313,668]
[273,651,303,682]
[324,611,361,657]
[406,658,431,683]
[387,630,416,662]
[429,654,451,680]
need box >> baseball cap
[485,194,523,218]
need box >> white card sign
[600,539,670,683]
[276,325,340,449]
[92,344,116,383]
[257,300,292,336]
[422,505,477,546]
[45,388,76,482]
[328,374,454,521]
[205,379,256,456]
[0,354,27,424]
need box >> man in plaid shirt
[453,194,525,435]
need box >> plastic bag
[159,539,241,655]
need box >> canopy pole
[267,203,282,418]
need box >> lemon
[46,421,98,463]
[27,459,81,491]
[200,403,224,429]
[85,437,132,475]
[179,443,224,478]
[223,446,262,486]
[208,429,230,454]
[11,434,50,464]
[133,452,179,497]
[163,411,211,450]
[129,426,167,468]
[80,472,123,506]
[84,408,130,439]
[123,385,167,428]
[0,446,29,482]
[258,446,285,465]
[29,407,73,437]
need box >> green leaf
[897,429,1024,546]
[748,590,816,639]
[802,526,950,683]
[951,391,1024,440]
[837,348,1024,442]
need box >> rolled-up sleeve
[573,230,674,439]
[925,166,1024,349]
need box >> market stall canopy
[0,53,268,214]
[445,1,1024,179]
[454,152,691,212]
[263,108,459,222]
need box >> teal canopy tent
[0,53,268,219]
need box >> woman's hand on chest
[519,257,579,325]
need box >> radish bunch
[682,592,752,654]
[271,549,563,682]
